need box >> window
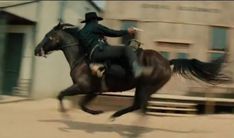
[121,20,137,45]
[159,51,169,59]
[209,27,228,61]
[156,41,190,60]
[211,27,227,51]
[210,53,224,60]
[177,52,188,59]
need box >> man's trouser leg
[92,46,124,62]
[92,46,143,78]
[124,46,143,78]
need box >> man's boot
[132,61,143,78]
[126,46,153,78]
[132,61,154,78]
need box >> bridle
[42,29,78,53]
[39,26,86,71]
[54,29,87,72]
[60,42,78,50]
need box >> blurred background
[0,0,234,114]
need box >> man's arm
[94,24,130,37]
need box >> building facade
[1,1,234,99]
[0,1,101,98]
[102,1,234,97]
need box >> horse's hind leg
[79,93,104,115]
[57,84,86,112]
[140,81,170,114]
[111,81,167,118]
[111,86,145,118]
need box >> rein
[60,41,87,73]
[39,42,78,58]
[60,42,78,50]
[70,54,87,73]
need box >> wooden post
[0,17,7,99]
[205,86,215,114]
[58,1,66,21]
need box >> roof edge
[87,0,103,12]
[0,1,39,9]
[0,10,36,25]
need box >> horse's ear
[58,22,61,27]
[54,19,63,30]
[58,18,64,25]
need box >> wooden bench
[149,94,234,115]
[146,99,198,116]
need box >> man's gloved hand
[128,28,137,35]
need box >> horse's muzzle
[34,47,47,58]
[34,47,41,56]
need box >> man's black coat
[78,21,128,54]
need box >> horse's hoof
[90,110,104,115]
[59,109,66,112]
[81,106,104,115]
[109,117,116,122]
[109,114,118,122]
[111,112,122,118]
[110,113,121,121]
[58,107,67,112]
[94,110,104,115]
[57,95,63,101]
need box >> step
[12,87,29,91]
[148,101,197,108]
[0,95,30,103]
[151,94,234,104]
[146,112,196,117]
[147,106,197,112]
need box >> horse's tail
[169,56,231,84]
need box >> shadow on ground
[39,118,204,138]
[0,99,32,104]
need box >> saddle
[89,39,143,78]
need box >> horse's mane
[62,23,80,37]
[55,23,87,55]
[54,23,80,37]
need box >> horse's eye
[49,36,53,40]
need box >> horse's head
[34,22,78,57]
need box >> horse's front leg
[57,84,104,114]
[57,84,86,112]
[79,93,104,115]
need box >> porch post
[0,16,7,99]
[58,1,66,21]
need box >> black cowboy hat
[80,12,103,23]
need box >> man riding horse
[77,12,150,78]
[34,20,231,118]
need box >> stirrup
[133,63,154,78]
[89,63,105,78]
[128,39,142,50]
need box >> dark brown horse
[34,23,230,118]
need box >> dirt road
[1,96,234,138]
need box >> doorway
[2,33,24,95]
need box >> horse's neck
[62,46,81,70]
[59,30,84,70]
